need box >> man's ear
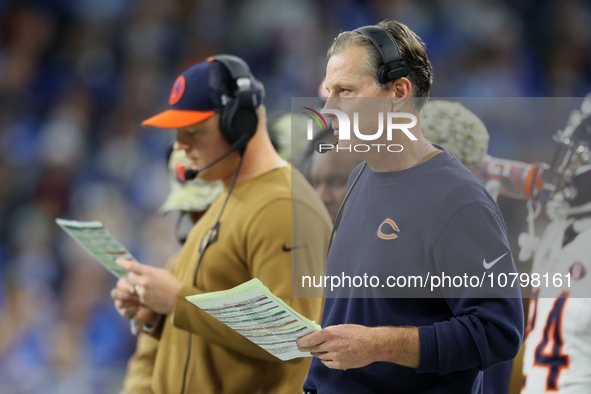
[387,77,412,98]
[388,77,413,112]
[257,81,266,99]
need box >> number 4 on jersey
[533,291,570,390]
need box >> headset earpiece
[212,55,260,154]
[354,26,410,84]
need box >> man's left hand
[296,324,382,370]
[117,258,183,315]
[296,324,420,370]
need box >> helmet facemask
[550,102,591,208]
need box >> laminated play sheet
[55,218,133,278]
[186,278,321,361]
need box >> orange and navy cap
[142,58,263,129]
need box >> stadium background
[0,0,590,392]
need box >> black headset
[211,54,260,154]
[183,55,260,180]
[354,26,410,84]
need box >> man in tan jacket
[111,55,331,393]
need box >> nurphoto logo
[302,107,417,153]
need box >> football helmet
[547,95,591,218]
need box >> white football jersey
[522,218,591,393]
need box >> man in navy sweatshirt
[296,19,523,394]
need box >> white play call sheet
[186,278,321,361]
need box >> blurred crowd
[0,0,590,392]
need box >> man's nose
[174,139,191,153]
[323,96,340,111]
[316,183,333,204]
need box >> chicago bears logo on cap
[169,75,186,105]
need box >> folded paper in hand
[186,278,321,361]
[55,218,133,278]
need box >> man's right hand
[111,278,159,325]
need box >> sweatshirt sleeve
[121,333,158,394]
[172,199,327,361]
[417,202,524,375]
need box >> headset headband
[210,54,254,94]
[354,26,410,84]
